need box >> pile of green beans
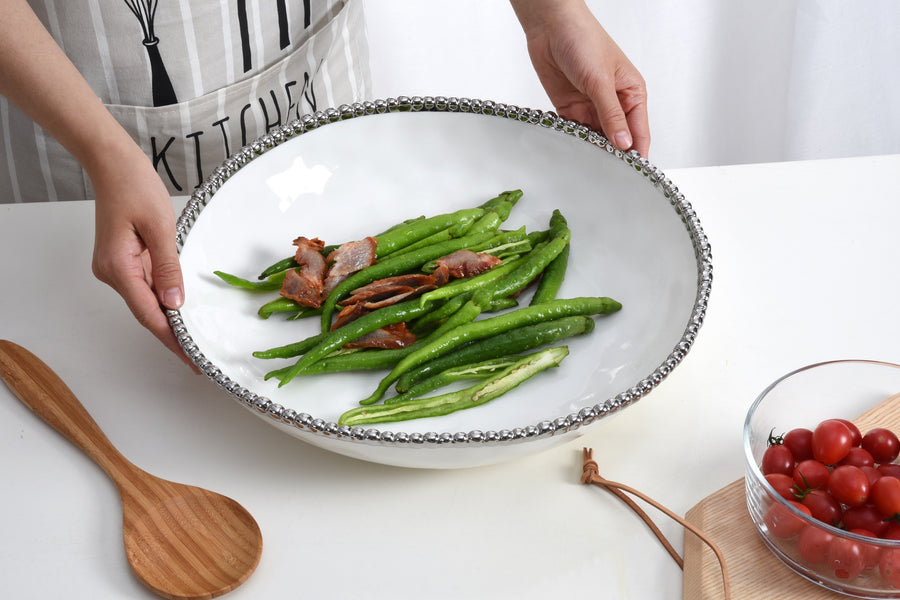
[212,190,622,425]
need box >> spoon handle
[0,340,137,483]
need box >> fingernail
[614,131,633,150]
[162,287,184,309]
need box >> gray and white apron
[0,0,370,202]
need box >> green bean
[258,297,306,319]
[408,292,472,334]
[480,210,570,301]
[214,269,288,291]
[252,332,328,360]
[338,346,569,426]
[279,296,435,387]
[318,229,501,332]
[479,189,522,210]
[263,345,416,380]
[530,242,570,305]
[373,208,485,257]
[384,355,522,404]
[257,256,298,280]
[360,296,620,404]
[486,297,519,312]
[395,315,595,393]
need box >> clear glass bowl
[744,360,900,598]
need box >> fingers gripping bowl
[168,96,712,469]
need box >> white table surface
[2,154,899,599]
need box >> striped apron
[0,0,371,202]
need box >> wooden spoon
[0,340,263,599]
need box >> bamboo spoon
[0,340,263,599]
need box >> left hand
[511,0,650,157]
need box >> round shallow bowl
[170,96,711,469]
[745,360,900,597]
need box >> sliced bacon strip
[281,269,322,308]
[331,301,371,330]
[361,285,436,310]
[344,322,417,349]
[324,237,377,295]
[338,274,438,306]
[279,237,327,308]
[434,249,502,279]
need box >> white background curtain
[362,0,900,170]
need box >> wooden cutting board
[682,393,900,600]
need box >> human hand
[511,0,650,157]
[89,141,197,371]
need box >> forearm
[0,0,138,179]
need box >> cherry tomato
[783,428,814,462]
[860,465,882,488]
[813,419,854,465]
[842,503,890,536]
[863,428,900,464]
[765,499,811,538]
[828,536,867,579]
[881,548,900,589]
[828,465,870,507]
[839,447,875,469]
[793,459,831,491]
[762,444,794,476]
[884,522,900,541]
[878,463,900,480]
[798,525,835,564]
[872,476,900,517]
[765,473,798,501]
[848,529,882,568]
[836,419,863,446]
[802,489,843,526]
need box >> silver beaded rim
[168,95,713,449]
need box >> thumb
[593,86,633,152]
[144,221,185,310]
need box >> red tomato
[839,447,876,468]
[762,444,794,476]
[798,525,835,564]
[828,465,870,507]
[765,500,811,538]
[872,476,900,517]
[783,428,814,462]
[842,503,890,536]
[765,473,798,501]
[802,489,843,526]
[878,463,900,480]
[828,536,867,579]
[863,428,900,464]
[881,548,900,589]
[813,419,855,465]
[836,419,863,446]
[848,529,882,568]
[793,459,831,491]
[883,522,900,540]
[860,465,882,488]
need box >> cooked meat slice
[324,237,377,295]
[280,268,323,308]
[339,274,437,306]
[331,301,370,330]
[434,249,502,278]
[279,237,328,307]
[344,322,417,349]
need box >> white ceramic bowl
[745,360,900,597]
[170,96,711,468]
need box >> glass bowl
[744,360,900,598]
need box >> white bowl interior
[175,104,706,467]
